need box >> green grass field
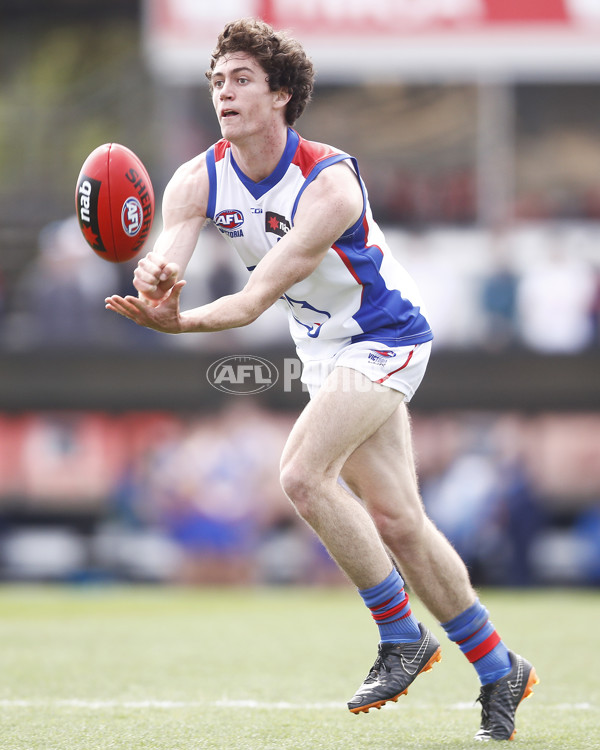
[0,585,598,750]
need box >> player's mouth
[221,109,239,119]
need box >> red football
[75,143,155,263]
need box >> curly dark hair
[206,18,314,126]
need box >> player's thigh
[281,366,404,480]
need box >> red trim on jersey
[362,215,370,246]
[375,348,415,384]
[332,244,362,285]
[214,139,230,162]
[358,214,383,256]
[465,631,501,663]
[292,135,339,178]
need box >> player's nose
[219,79,234,98]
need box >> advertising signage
[145,0,600,81]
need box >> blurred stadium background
[0,0,599,589]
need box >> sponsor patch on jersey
[265,211,291,238]
[215,209,244,231]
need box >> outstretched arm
[106,160,363,335]
[105,151,209,327]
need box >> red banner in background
[263,0,600,32]
[144,0,600,82]
[148,0,599,38]
[485,0,568,23]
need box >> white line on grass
[0,699,341,710]
[0,699,595,711]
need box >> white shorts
[301,340,432,401]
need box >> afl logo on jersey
[215,209,244,231]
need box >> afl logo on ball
[121,196,143,237]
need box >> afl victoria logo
[207,355,279,395]
[215,209,244,230]
[121,196,143,236]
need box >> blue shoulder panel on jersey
[230,129,300,200]
[205,146,217,220]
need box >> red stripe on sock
[372,608,413,625]
[465,630,501,663]
[371,594,410,622]
[371,597,393,612]
[456,621,486,646]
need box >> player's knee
[280,459,320,519]
[280,459,311,506]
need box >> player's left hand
[105,280,187,333]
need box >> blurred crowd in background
[1,8,599,589]
[0,404,599,587]
[1,216,599,355]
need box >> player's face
[211,53,282,142]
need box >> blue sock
[441,599,511,684]
[358,568,421,643]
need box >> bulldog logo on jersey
[283,295,330,338]
[265,211,291,238]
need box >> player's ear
[274,88,292,108]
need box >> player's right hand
[133,250,179,293]
[133,251,180,304]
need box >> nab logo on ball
[77,175,106,253]
[121,197,143,237]
[207,355,279,395]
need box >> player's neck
[230,123,289,183]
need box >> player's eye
[238,77,249,85]
[213,79,224,89]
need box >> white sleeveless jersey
[205,128,432,363]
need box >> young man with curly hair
[106,18,538,741]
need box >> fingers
[169,279,187,297]
[158,262,179,283]
[133,252,179,293]
[133,253,160,288]
[104,281,186,330]
[104,294,146,321]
